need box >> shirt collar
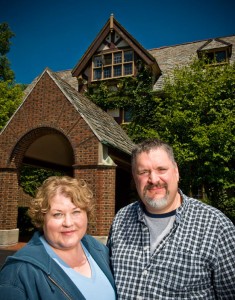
[175,189,189,224]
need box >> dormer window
[92,50,134,81]
[204,49,228,64]
[197,39,232,66]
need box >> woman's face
[43,192,87,250]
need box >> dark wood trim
[72,16,161,78]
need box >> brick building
[0,15,234,245]
[0,69,135,245]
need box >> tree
[84,57,235,221]
[20,165,65,197]
[0,80,23,130]
[0,23,15,82]
[128,58,235,221]
[0,23,24,131]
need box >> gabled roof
[196,38,233,60]
[52,35,235,93]
[72,14,160,77]
[26,68,135,155]
[197,38,232,52]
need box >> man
[107,139,235,299]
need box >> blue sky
[1,0,235,84]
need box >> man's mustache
[144,184,167,192]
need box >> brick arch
[9,126,75,172]
[0,126,76,244]
[0,121,117,243]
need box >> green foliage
[0,23,24,131]
[0,23,15,81]
[85,62,153,114]
[20,165,65,197]
[0,23,15,55]
[0,55,15,82]
[129,58,235,221]
[161,59,235,195]
[86,58,235,221]
[0,80,23,130]
[17,207,36,239]
[17,158,66,240]
[86,77,136,110]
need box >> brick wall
[0,72,117,235]
[74,166,116,236]
[0,170,19,229]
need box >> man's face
[132,148,180,214]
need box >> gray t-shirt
[144,209,176,254]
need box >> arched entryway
[20,128,74,173]
[0,68,134,246]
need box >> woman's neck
[51,242,92,277]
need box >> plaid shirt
[107,191,235,299]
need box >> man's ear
[175,164,180,182]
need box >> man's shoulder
[111,202,141,228]
[116,201,139,216]
[184,193,222,215]
[181,192,234,227]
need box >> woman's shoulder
[82,234,107,250]
[82,235,110,260]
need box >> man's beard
[143,184,169,210]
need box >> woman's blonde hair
[28,176,94,229]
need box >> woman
[0,176,116,299]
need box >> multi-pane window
[92,50,134,81]
[94,56,102,67]
[215,51,227,63]
[124,51,133,62]
[114,52,122,64]
[124,63,133,75]
[204,49,228,64]
[114,65,122,77]
[104,54,112,65]
[94,69,102,80]
[104,67,112,78]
